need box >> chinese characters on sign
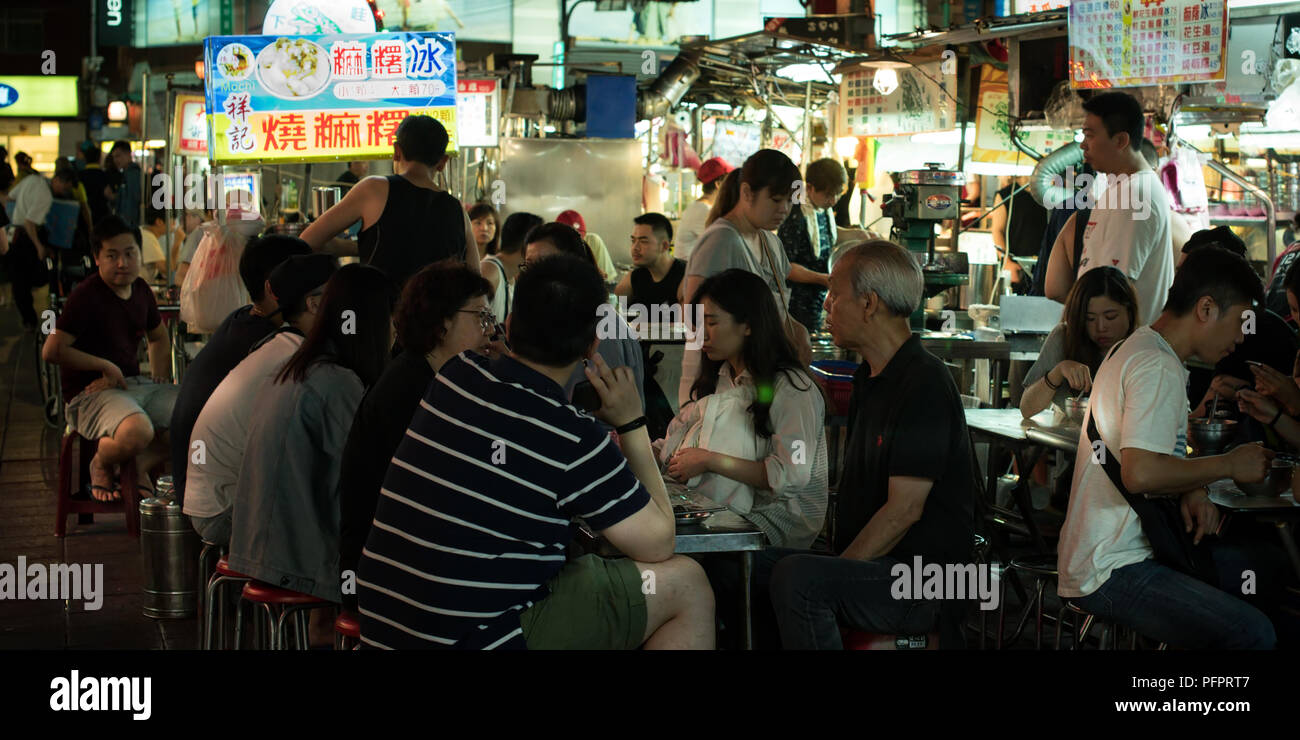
[839,61,957,137]
[204,31,457,165]
[1069,0,1226,88]
[972,66,1076,166]
[455,79,499,148]
[174,94,209,156]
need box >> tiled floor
[0,313,198,650]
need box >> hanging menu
[1069,0,1226,88]
[839,61,957,137]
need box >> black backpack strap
[1071,208,1091,273]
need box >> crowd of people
[10,94,1300,650]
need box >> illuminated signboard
[203,32,457,165]
[1069,0,1227,88]
[456,79,498,148]
[0,76,80,118]
[174,93,208,156]
[262,0,377,34]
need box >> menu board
[456,79,499,149]
[174,93,208,157]
[973,66,1076,165]
[203,32,457,165]
[839,61,957,137]
[711,119,761,166]
[1068,0,1226,88]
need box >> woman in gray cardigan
[227,264,398,604]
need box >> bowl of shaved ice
[256,37,331,99]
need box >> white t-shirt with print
[1057,326,1190,598]
[1076,169,1173,326]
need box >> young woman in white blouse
[660,268,828,549]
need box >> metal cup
[312,186,342,219]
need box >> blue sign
[0,84,18,109]
[203,31,458,163]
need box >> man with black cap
[169,235,312,505]
[182,253,338,545]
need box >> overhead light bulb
[873,68,899,96]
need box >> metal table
[965,408,1078,550]
[922,336,1010,408]
[1208,479,1300,581]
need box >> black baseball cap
[268,253,338,316]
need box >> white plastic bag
[180,223,252,333]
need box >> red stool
[842,629,940,650]
[55,433,149,538]
[334,610,361,650]
[240,581,333,650]
[203,557,251,650]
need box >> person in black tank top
[301,114,478,289]
[614,212,685,316]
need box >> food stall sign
[456,78,499,149]
[1069,0,1227,88]
[838,61,957,137]
[0,76,80,118]
[174,93,209,156]
[973,66,1077,165]
[203,31,457,165]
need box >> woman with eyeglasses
[337,261,496,609]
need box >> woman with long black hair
[677,149,826,405]
[227,263,398,609]
[660,268,828,549]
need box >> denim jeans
[769,553,941,650]
[1070,543,1277,650]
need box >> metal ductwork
[636,50,702,120]
[1029,141,1084,209]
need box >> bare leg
[635,555,715,650]
[133,430,171,494]
[90,413,154,501]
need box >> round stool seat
[334,611,361,638]
[215,557,250,579]
[241,581,327,606]
[1008,553,1058,577]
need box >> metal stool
[196,540,224,646]
[203,557,251,650]
[998,553,1061,649]
[334,610,361,650]
[241,582,333,650]
[1059,600,1168,650]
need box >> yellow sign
[207,106,455,165]
[0,76,79,118]
[973,67,1076,166]
[174,94,209,156]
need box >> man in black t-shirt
[770,240,975,649]
[614,212,683,315]
[43,216,176,501]
[167,235,312,506]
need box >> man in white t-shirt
[182,255,332,545]
[1045,92,1173,326]
[1057,246,1280,649]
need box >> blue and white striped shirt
[356,352,650,649]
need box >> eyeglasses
[458,308,498,333]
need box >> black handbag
[1083,410,1219,587]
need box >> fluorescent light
[40,121,59,137]
[703,103,732,112]
[835,136,859,159]
[145,139,166,148]
[776,64,838,83]
[1244,158,1268,167]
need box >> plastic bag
[179,223,252,333]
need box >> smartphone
[1245,360,1264,369]
[571,380,601,414]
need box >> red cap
[556,210,586,237]
[697,157,735,185]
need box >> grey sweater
[226,359,364,602]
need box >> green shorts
[520,554,648,650]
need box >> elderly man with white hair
[769,239,975,650]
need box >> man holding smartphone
[357,255,715,650]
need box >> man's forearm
[147,338,172,382]
[48,341,108,374]
[23,220,44,259]
[841,501,915,561]
[621,427,673,521]
[1127,453,1232,497]
[787,263,828,286]
[320,237,358,257]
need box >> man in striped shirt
[357,255,715,649]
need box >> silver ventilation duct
[1029,141,1084,209]
[636,50,702,120]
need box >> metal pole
[801,80,813,166]
[164,74,175,285]
[1208,159,1277,267]
[141,70,150,230]
[952,58,970,261]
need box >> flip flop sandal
[90,484,121,503]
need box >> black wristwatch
[1267,407,1284,427]
[615,416,648,435]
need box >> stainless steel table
[1208,479,1300,580]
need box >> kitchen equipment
[312,186,341,219]
[139,475,200,619]
[967,303,1000,330]
[1233,463,1290,496]
[1188,419,1237,456]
